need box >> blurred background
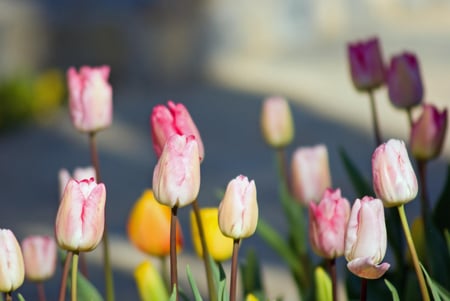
[1,0,450,300]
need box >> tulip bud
[134,260,169,301]
[151,100,205,161]
[387,52,424,109]
[345,196,390,279]
[190,208,233,262]
[291,144,332,205]
[372,139,418,207]
[59,166,96,197]
[67,66,113,133]
[347,37,385,91]
[309,188,350,259]
[260,96,295,148]
[127,190,183,257]
[0,229,24,292]
[410,104,447,161]
[21,235,57,282]
[55,178,106,252]
[153,134,201,208]
[218,175,258,239]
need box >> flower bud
[260,96,294,148]
[190,208,233,262]
[309,188,350,259]
[218,175,258,239]
[347,37,385,91]
[152,134,201,208]
[55,178,106,252]
[291,144,332,205]
[67,66,113,133]
[127,190,183,257]
[372,139,418,207]
[345,197,390,279]
[134,260,169,301]
[387,52,424,109]
[0,229,24,292]
[410,104,447,161]
[21,235,57,282]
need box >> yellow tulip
[245,293,259,301]
[190,207,233,262]
[134,260,169,301]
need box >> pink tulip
[218,175,258,239]
[67,65,113,133]
[21,235,57,282]
[55,178,106,252]
[0,229,24,292]
[59,166,96,197]
[387,52,424,109]
[260,96,295,148]
[372,139,418,207]
[291,145,332,205]
[151,101,204,161]
[309,188,350,259]
[152,134,201,208]
[345,196,390,279]
[410,104,448,161]
[347,37,385,91]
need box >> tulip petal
[347,257,390,279]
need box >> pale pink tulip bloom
[0,229,24,292]
[59,166,96,197]
[218,175,258,239]
[372,139,418,207]
[55,178,106,252]
[21,235,57,282]
[345,197,390,279]
[152,134,201,208]
[309,188,350,259]
[67,65,113,133]
[260,96,295,148]
[151,101,204,161]
[291,145,332,205]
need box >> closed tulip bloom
[260,96,295,148]
[410,104,448,161]
[21,235,57,282]
[59,166,96,197]
[309,188,350,259]
[218,175,258,239]
[345,197,390,279]
[0,229,24,292]
[372,139,418,207]
[387,52,424,109]
[67,65,113,133]
[127,190,183,257]
[151,100,205,161]
[55,178,106,252]
[291,144,332,205]
[134,260,169,301]
[348,37,385,91]
[153,134,201,208]
[190,208,233,262]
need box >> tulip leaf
[169,285,177,301]
[384,279,400,301]
[433,163,450,233]
[338,147,373,196]
[240,248,264,297]
[314,266,332,301]
[186,265,203,301]
[421,263,450,301]
[67,270,104,301]
[17,294,25,301]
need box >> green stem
[328,258,337,301]
[58,251,73,301]
[276,148,288,186]
[368,89,382,146]
[5,292,12,301]
[360,278,367,301]
[170,206,179,301]
[406,108,414,129]
[230,239,240,301]
[160,256,170,293]
[71,252,79,301]
[397,205,430,301]
[417,160,430,220]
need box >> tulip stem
[192,200,217,301]
[170,206,179,301]
[406,108,414,129]
[58,251,73,301]
[397,205,430,301]
[230,239,240,301]
[360,278,367,301]
[276,148,289,187]
[368,89,382,146]
[160,256,170,293]
[37,282,47,301]
[71,252,79,301]
[417,160,430,220]
[5,292,12,301]
[328,258,337,301]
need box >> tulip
[153,134,201,208]
[151,100,204,161]
[21,235,57,282]
[410,104,448,161]
[372,139,418,207]
[347,37,385,91]
[55,178,106,252]
[127,189,183,257]
[218,175,258,239]
[59,166,96,197]
[190,208,233,262]
[387,52,424,109]
[134,260,169,301]
[309,188,350,259]
[291,144,332,205]
[345,196,390,279]
[260,96,295,148]
[0,229,25,292]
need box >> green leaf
[433,163,450,233]
[240,248,264,297]
[314,266,331,301]
[384,279,400,301]
[421,263,443,301]
[338,148,373,196]
[67,271,104,301]
[186,265,203,301]
[17,294,26,301]
[169,285,177,301]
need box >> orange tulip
[127,190,183,257]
